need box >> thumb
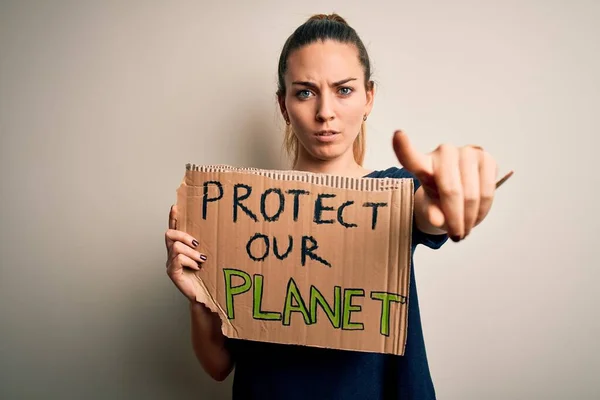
[425,201,446,230]
[169,205,178,230]
[392,130,432,178]
[416,183,446,230]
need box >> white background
[1,0,598,398]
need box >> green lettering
[370,291,406,336]
[282,277,311,325]
[342,289,365,330]
[253,274,282,321]
[309,285,341,328]
[223,269,251,319]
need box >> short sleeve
[412,220,448,249]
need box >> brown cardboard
[176,164,415,355]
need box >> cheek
[286,101,313,127]
[340,99,366,123]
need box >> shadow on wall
[121,258,234,399]
[231,105,290,171]
[120,109,286,400]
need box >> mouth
[314,130,340,143]
[315,130,340,137]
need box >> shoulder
[366,166,416,180]
[366,166,423,194]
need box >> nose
[315,93,335,122]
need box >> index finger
[166,228,199,251]
[392,130,433,179]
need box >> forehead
[285,40,363,81]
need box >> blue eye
[338,87,353,96]
[296,90,312,99]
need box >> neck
[294,148,371,178]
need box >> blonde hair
[277,13,371,167]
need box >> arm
[189,302,234,382]
[165,205,234,382]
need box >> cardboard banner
[176,164,415,355]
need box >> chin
[297,134,354,162]
[307,145,348,161]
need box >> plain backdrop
[1,0,598,399]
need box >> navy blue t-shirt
[226,167,448,399]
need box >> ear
[277,92,288,120]
[364,80,375,116]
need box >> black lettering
[273,235,293,260]
[314,193,336,224]
[362,202,388,230]
[246,233,269,261]
[286,189,310,221]
[301,235,331,268]
[260,188,285,222]
[337,201,357,228]
[233,184,258,222]
[202,181,223,220]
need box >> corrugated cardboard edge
[177,164,416,352]
[185,163,408,192]
[400,179,414,355]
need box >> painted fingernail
[192,240,199,248]
[451,235,461,242]
[199,254,207,262]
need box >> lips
[315,130,339,136]
[314,130,340,143]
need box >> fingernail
[199,254,207,262]
[192,240,199,248]
[451,235,461,242]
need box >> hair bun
[308,13,348,25]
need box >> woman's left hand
[392,130,502,242]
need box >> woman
[165,14,502,399]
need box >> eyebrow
[292,77,357,88]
